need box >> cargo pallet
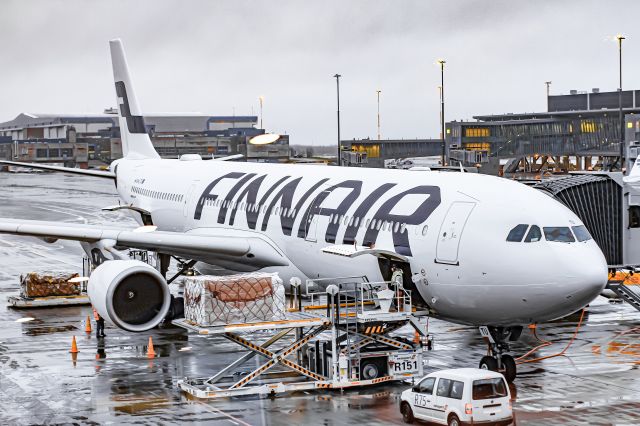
[8,294,90,308]
[174,277,429,399]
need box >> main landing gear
[478,326,522,383]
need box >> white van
[400,368,513,425]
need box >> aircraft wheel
[479,355,498,371]
[501,354,517,383]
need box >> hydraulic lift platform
[173,278,429,400]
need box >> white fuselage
[114,158,608,326]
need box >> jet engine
[88,260,171,332]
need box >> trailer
[174,277,430,399]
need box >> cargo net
[20,272,80,298]
[183,272,286,326]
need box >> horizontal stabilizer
[0,160,115,179]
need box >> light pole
[545,81,552,111]
[616,34,625,173]
[259,96,264,130]
[376,90,382,140]
[437,59,446,166]
[334,74,342,166]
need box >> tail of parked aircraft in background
[109,39,160,160]
[624,154,640,183]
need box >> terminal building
[445,88,640,175]
[0,111,290,167]
[340,138,442,168]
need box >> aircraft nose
[563,244,608,307]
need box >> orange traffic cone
[413,331,421,344]
[70,336,79,353]
[147,336,156,358]
[85,315,92,333]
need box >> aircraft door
[183,182,198,217]
[305,188,331,242]
[435,201,476,265]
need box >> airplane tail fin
[624,156,640,183]
[109,39,159,160]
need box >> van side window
[506,224,528,242]
[416,377,435,394]
[436,378,451,397]
[449,380,464,399]
[436,378,464,399]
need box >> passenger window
[572,225,592,242]
[506,224,528,242]
[436,379,451,397]
[416,377,436,394]
[524,225,542,242]
[543,227,575,243]
[449,380,464,400]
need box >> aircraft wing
[0,219,288,268]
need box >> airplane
[0,39,608,382]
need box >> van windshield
[472,378,508,400]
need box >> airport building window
[352,144,380,158]
[572,225,593,241]
[543,227,575,243]
[524,225,542,242]
[506,224,528,242]
[464,127,490,137]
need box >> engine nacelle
[88,260,171,332]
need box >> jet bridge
[534,172,640,312]
[534,172,640,268]
[173,278,429,399]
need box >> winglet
[109,39,159,159]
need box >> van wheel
[448,414,461,426]
[479,355,498,371]
[501,354,517,383]
[400,402,414,424]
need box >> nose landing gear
[478,326,522,383]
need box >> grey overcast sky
[0,0,638,144]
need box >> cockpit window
[524,225,542,242]
[572,225,592,242]
[506,224,528,242]
[543,227,575,243]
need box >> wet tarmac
[1,173,640,425]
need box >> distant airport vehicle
[400,368,513,425]
[0,40,609,382]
